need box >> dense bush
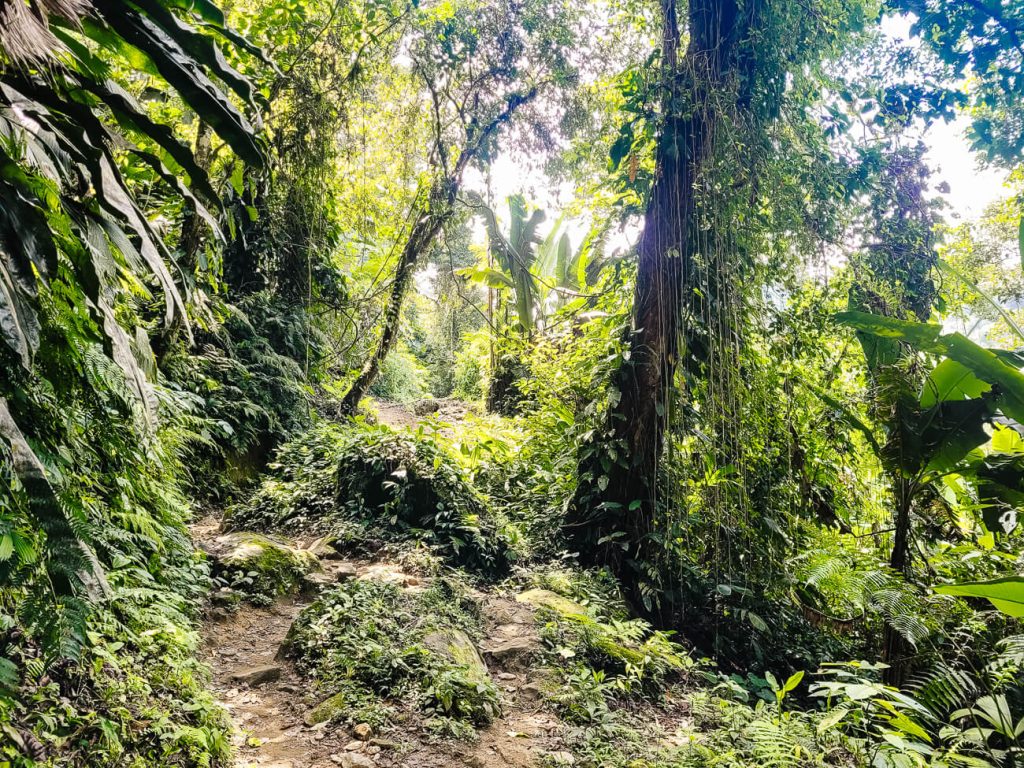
[230,421,512,573]
[370,347,428,403]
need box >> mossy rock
[420,628,499,722]
[305,691,348,726]
[213,532,319,598]
[421,629,489,685]
[516,589,587,617]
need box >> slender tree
[339,0,574,413]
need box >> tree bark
[565,0,743,604]
[179,121,215,274]
[883,476,913,686]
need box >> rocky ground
[196,527,568,768]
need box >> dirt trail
[194,399,562,768]
[194,517,356,768]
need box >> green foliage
[230,420,512,573]
[662,690,854,768]
[528,577,691,723]
[0,474,230,766]
[163,293,319,498]
[812,650,1024,768]
[935,578,1024,619]
[370,347,428,403]
[285,577,500,728]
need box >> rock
[358,563,424,589]
[211,532,320,597]
[353,723,373,741]
[229,665,282,686]
[302,570,337,593]
[520,682,545,702]
[520,684,544,704]
[497,672,516,680]
[413,398,440,416]
[344,740,364,751]
[421,629,489,683]
[305,691,348,726]
[420,628,497,718]
[515,589,587,617]
[482,634,539,670]
[333,562,359,581]
[210,587,239,606]
[331,755,375,768]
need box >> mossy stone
[421,628,490,686]
[305,690,349,726]
[216,532,319,596]
[516,588,587,617]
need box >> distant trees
[338,0,576,413]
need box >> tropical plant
[0,0,265,661]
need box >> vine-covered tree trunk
[339,182,455,414]
[566,0,744,601]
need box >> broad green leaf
[941,333,1024,423]
[935,577,1024,617]
[920,359,991,407]
[784,670,804,692]
[457,266,514,289]
[80,77,221,205]
[93,1,265,167]
[992,423,1024,453]
[834,311,942,348]
[918,397,995,473]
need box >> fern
[907,663,980,716]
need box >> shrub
[286,578,500,729]
[370,347,427,403]
[230,421,512,574]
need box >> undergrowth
[228,420,512,574]
[284,576,500,731]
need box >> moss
[517,588,588,617]
[229,421,512,574]
[215,532,318,600]
[286,577,500,732]
[422,628,490,689]
[305,681,394,728]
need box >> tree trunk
[179,121,215,273]
[883,477,913,686]
[565,0,743,602]
[339,182,454,414]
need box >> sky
[923,117,1009,220]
